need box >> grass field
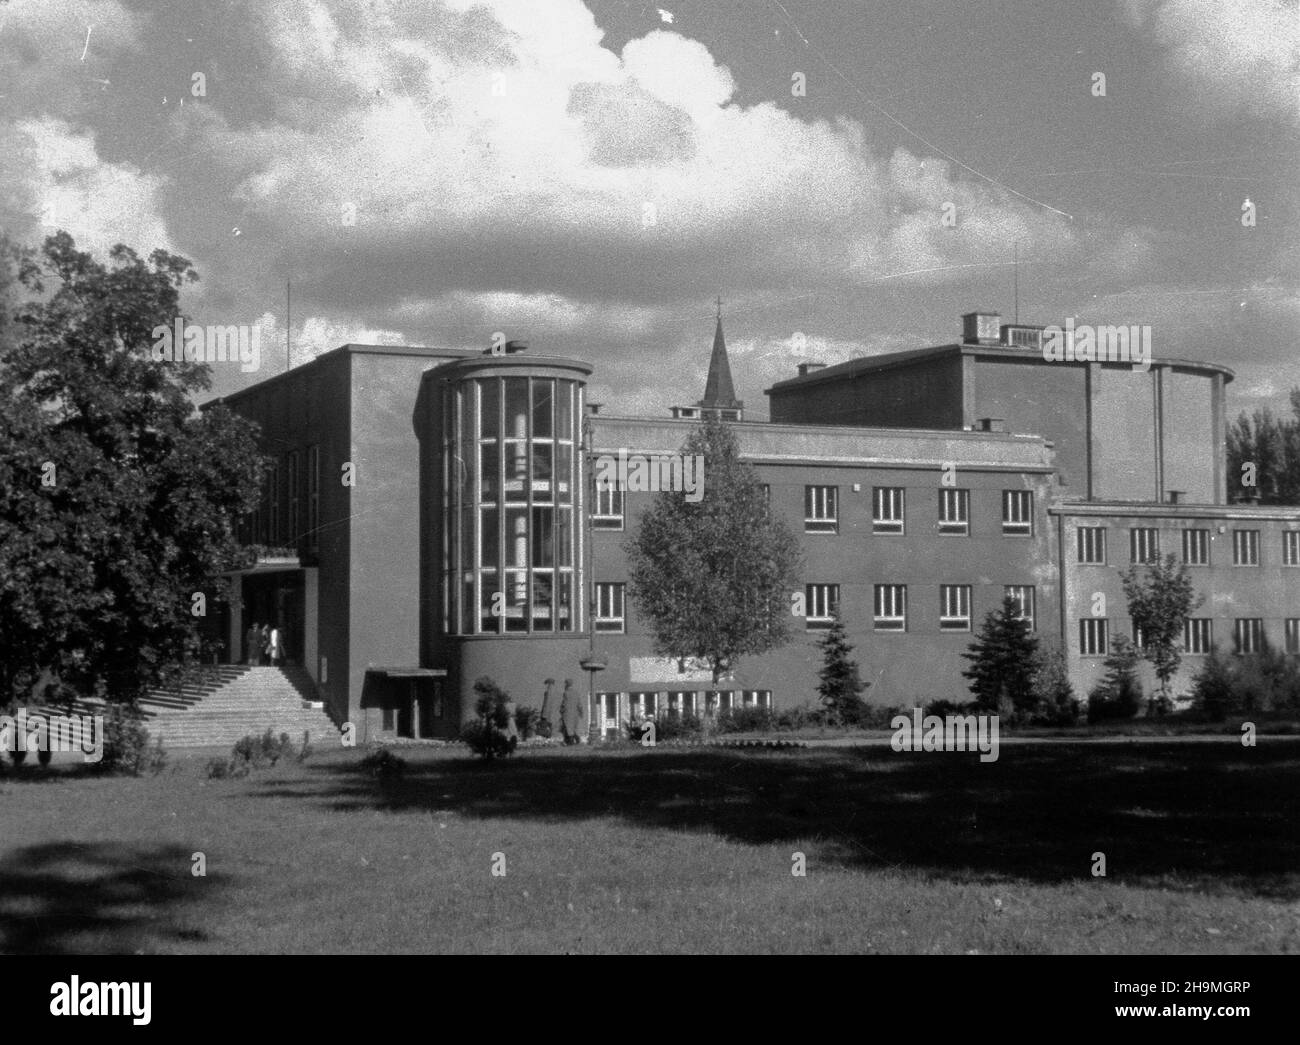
[2,740,1297,954]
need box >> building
[203,307,1300,739]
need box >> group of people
[539,678,586,744]
[244,622,285,666]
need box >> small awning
[365,667,447,679]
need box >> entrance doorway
[241,571,305,666]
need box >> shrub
[816,614,869,725]
[1190,644,1300,719]
[924,698,975,719]
[648,710,704,741]
[514,705,540,740]
[101,702,162,775]
[359,748,406,781]
[774,704,812,732]
[1088,637,1143,723]
[461,677,518,759]
[298,729,314,762]
[715,706,775,734]
[1030,644,1080,726]
[857,703,903,729]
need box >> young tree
[1030,642,1078,726]
[1120,553,1203,701]
[962,594,1039,715]
[0,232,263,705]
[816,613,868,725]
[1087,635,1143,722]
[625,415,801,686]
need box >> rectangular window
[593,484,624,530]
[1132,623,1146,651]
[939,584,971,631]
[805,584,839,629]
[1130,527,1159,564]
[873,487,905,534]
[1002,490,1032,535]
[1287,619,1300,655]
[1079,618,1109,656]
[1077,526,1106,564]
[306,445,320,551]
[1182,528,1209,566]
[595,582,625,633]
[804,485,838,534]
[938,488,969,534]
[1284,531,1300,566]
[874,584,907,631]
[287,451,300,544]
[1184,618,1212,655]
[1004,585,1036,631]
[1232,529,1260,566]
[1234,618,1263,654]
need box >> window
[286,450,300,544]
[939,585,971,631]
[1184,618,1212,655]
[382,706,395,732]
[593,483,624,530]
[805,485,838,534]
[595,582,625,633]
[742,690,772,708]
[1130,527,1159,564]
[1077,526,1106,564]
[1002,490,1032,535]
[874,584,907,631]
[1079,618,1109,656]
[1182,528,1209,566]
[938,488,969,534]
[873,487,905,534]
[306,445,320,551]
[1232,529,1259,566]
[805,584,839,629]
[1132,623,1146,651]
[1284,532,1300,566]
[1004,585,1036,631]
[1287,619,1300,655]
[1234,618,1263,654]
[630,691,659,718]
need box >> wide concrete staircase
[136,665,339,749]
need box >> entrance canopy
[366,667,447,679]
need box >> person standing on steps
[246,621,261,665]
[539,678,556,738]
[268,623,283,666]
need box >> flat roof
[765,342,1235,395]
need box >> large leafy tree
[0,232,262,705]
[624,416,801,686]
[1228,402,1300,505]
[1120,552,1203,701]
[962,594,1039,715]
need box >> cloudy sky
[2,0,1297,419]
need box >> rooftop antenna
[716,294,722,321]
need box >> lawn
[2,740,1297,954]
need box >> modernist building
[205,309,1300,740]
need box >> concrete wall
[1162,368,1217,505]
[1091,364,1159,501]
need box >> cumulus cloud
[1121,0,1300,124]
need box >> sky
[1,0,1297,421]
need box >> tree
[624,415,802,687]
[816,613,868,725]
[1227,402,1300,505]
[1030,642,1078,726]
[962,594,1039,716]
[1087,635,1143,722]
[1120,553,1203,701]
[0,232,263,706]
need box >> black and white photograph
[0,0,1296,997]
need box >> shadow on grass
[0,842,216,955]
[256,742,1300,899]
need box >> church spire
[698,297,743,420]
